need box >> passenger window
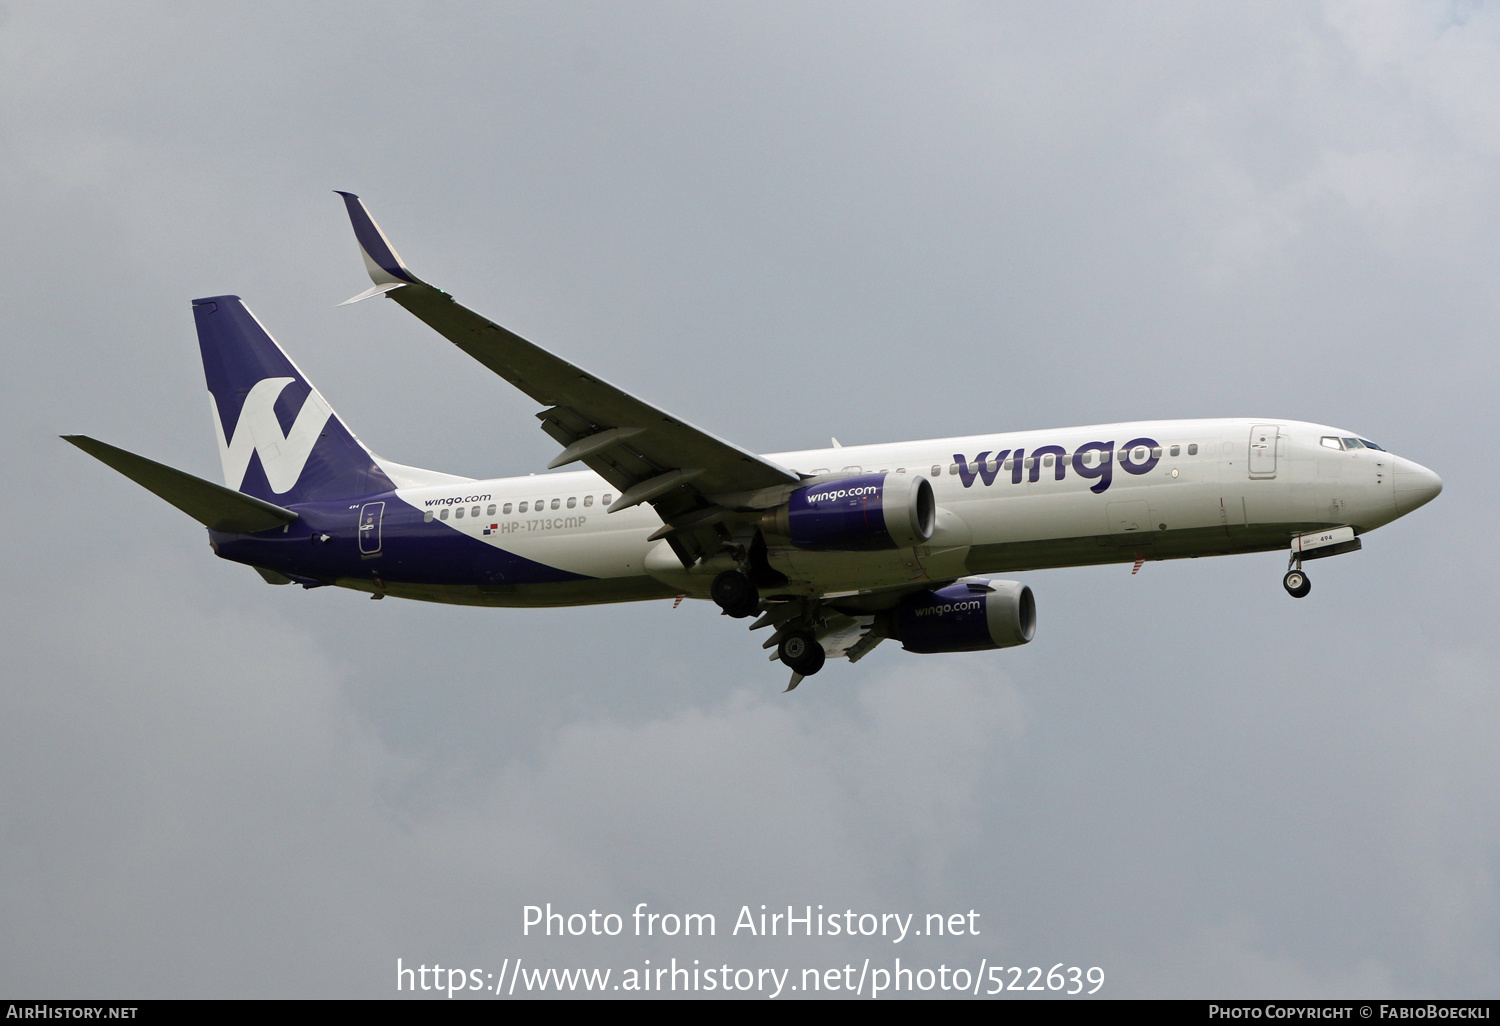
[1188,444,1198,455]
[896,467,906,474]
[948,464,959,475]
[472,505,481,517]
[455,507,465,519]
[1082,452,1094,466]
[423,511,434,522]
[1024,457,1035,469]
[566,496,576,509]
[583,495,593,507]
[1170,445,1180,457]
[1003,459,1014,470]
[550,498,560,510]
[931,465,942,477]
[603,493,613,506]
[503,502,513,514]
[487,504,496,516]
[518,501,528,513]
[1150,447,1162,459]
[1342,437,1364,449]
[1043,454,1054,467]
[440,508,450,520]
[843,465,861,473]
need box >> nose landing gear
[1283,568,1311,598]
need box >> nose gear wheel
[1283,569,1311,598]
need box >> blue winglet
[335,191,421,296]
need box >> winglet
[334,191,424,301]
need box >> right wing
[335,192,803,565]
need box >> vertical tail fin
[194,295,394,504]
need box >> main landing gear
[713,568,828,688]
[710,569,759,619]
[1282,568,1311,599]
[777,630,826,676]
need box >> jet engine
[761,472,935,551]
[893,579,1035,653]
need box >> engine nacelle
[763,473,935,550]
[894,579,1035,653]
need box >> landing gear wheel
[710,570,759,618]
[1283,569,1311,598]
[778,631,826,675]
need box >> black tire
[794,643,826,676]
[778,631,812,664]
[778,631,825,675]
[1283,570,1311,599]
[710,570,759,618]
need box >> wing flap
[63,435,299,533]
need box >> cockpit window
[1321,436,1343,450]
[1359,438,1384,451]
[1342,437,1364,449]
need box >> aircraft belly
[966,523,1306,574]
[337,574,676,607]
[769,547,936,591]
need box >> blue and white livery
[65,194,1444,690]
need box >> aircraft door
[358,501,385,557]
[1249,425,1278,478]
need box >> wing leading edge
[334,192,801,565]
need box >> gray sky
[1,0,1496,998]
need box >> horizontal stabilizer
[62,435,299,533]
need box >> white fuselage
[363,418,1440,607]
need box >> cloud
[0,576,1030,995]
[2,0,1497,999]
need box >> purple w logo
[952,450,1011,488]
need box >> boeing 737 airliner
[65,193,1444,689]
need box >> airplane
[64,192,1444,690]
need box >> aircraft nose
[1394,457,1442,516]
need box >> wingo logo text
[951,438,1160,495]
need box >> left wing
[335,192,801,565]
